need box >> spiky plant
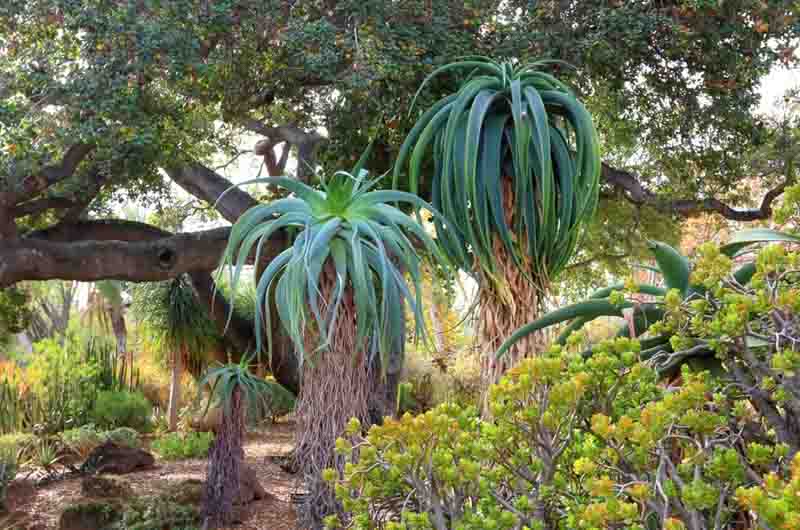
[394,57,601,389]
[83,280,129,368]
[131,276,222,430]
[198,357,277,529]
[222,154,454,528]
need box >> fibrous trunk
[294,272,372,529]
[477,262,545,394]
[167,348,183,431]
[203,385,244,529]
[478,177,546,404]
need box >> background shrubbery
[151,432,214,461]
[92,390,152,431]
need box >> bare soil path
[5,422,298,530]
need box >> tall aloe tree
[222,156,453,528]
[131,276,222,431]
[395,57,601,387]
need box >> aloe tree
[199,358,277,529]
[394,57,601,388]
[131,276,222,431]
[496,229,800,374]
[222,154,453,527]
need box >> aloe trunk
[167,348,182,432]
[477,176,549,398]
[203,385,244,529]
[294,269,372,529]
[478,269,545,390]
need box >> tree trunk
[168,348,183,432]
[203,386,244,529]
[478,271,545,394]
[294,276,372,529]
[477,178,548,407]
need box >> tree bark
[0,228,231,286]
[168,348,183,432]
[601,163,789,221]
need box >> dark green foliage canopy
[0,0,798,307]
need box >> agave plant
[394,57,601,386]
[221,152,454,527]
[496,229,800,375]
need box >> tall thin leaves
[394,58,601,285]
[221,165,454,371]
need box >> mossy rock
[115,496,200,529]
[59,501,122,530]
[167,478,204,505]
[81,475,133,499]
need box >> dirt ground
[4,422,299,530]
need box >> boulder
[80,475,132,498]
[80,441,155,475]
[58,501,121,530]
[174,465,269,507]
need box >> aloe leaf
[648,240,690,295]
[720,228,800,257]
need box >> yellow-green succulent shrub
[325,242,800,530]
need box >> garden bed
[5,422,298,530]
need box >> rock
[58,501,121,530]
[170,478,204,505]
[171,465,269,507]
[80,442,155,475]
[80,475,133,498]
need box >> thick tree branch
[602,163,788,221]
[11,197,79,217]
[1,227,230,287]
[11,218,299,390]
[164,162,258,223]
[9,143,95,203]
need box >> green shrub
[106,427,140,448]
[151,432,213,461]
[329,330,800,529]
[0,443,17,512]
[92,390,152,431]
[112,496,200,530]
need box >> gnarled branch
[241,120,325,182]
[10,143,95,203]
[602,163,788,221]
[165,162,258,224]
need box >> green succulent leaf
[648,240,690,296]
[221,153,454,372]
[720,228,800,257]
